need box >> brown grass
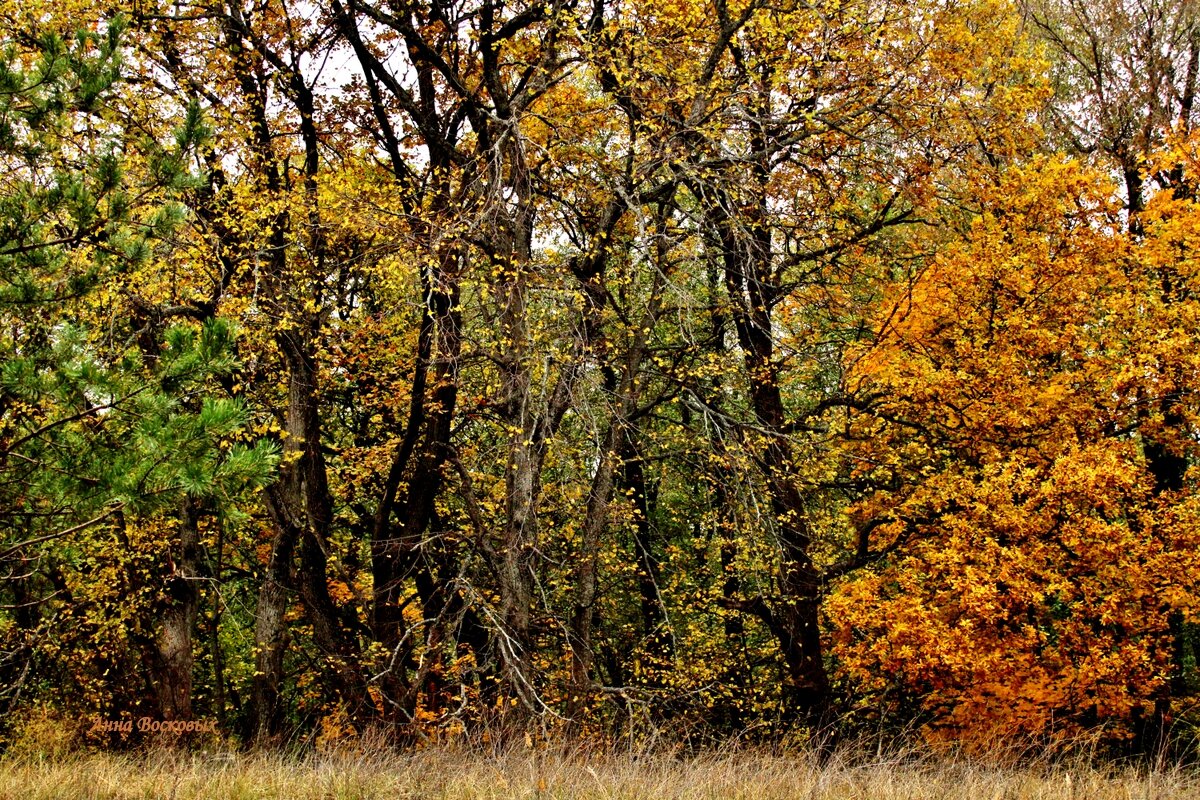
[1,740,1197,800]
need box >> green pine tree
[0,16,276,731]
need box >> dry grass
[0,741,1197,800]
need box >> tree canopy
[1,0,1199,753]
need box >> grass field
[0,742,1197,800]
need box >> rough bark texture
[250,533,293,743]
[151,501,202,721]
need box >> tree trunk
[568,420,621,717]
[151,500,202,721]
[250,518,296,744]
[707,184,833,727]
[621,432,673,668]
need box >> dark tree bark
[620,432,673,667]
[150,501,203,721]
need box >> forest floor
[0,741,1197,800]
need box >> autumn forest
[1,0,1199,754]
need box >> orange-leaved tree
[828,152,1200,744]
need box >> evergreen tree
[0,16,276,730]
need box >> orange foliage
[830,154,1200,742]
